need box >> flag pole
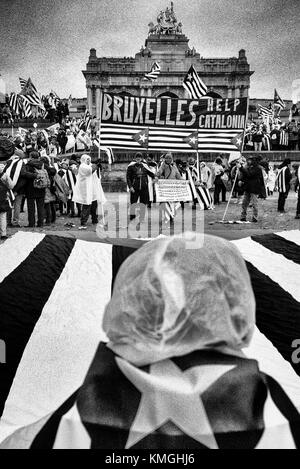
[98,88,103,164]
[221,167,239,222]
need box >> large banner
[155,180,193,202]
[99,92,248,153]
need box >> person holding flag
[126,152,156,225]
[239,157,265,222]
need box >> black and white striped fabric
[4,159,24,188]
[277,166,288,192]
[101,124,241,153]
[144,62,161,81]
[186,166,213,210]
[183,65,207,99]
[0,231,300,448]
[279,130,289,147]
[9,93,21,116]
[63,170,77,198]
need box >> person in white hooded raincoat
[72,154,106,229]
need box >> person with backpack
[24,151,50,228]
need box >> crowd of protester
[244,120,300,151]
[0,128,105,240]
[1,120,300,241]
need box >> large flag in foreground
[0,231,300,448]
[99,92,248,153]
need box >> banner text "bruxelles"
[101,93,247,129]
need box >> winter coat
[240,165,265,195]
[24,160,46,199]
[157,162,182,180]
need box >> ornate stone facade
[82,3,254,117]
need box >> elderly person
[157,152,182,180]
[4,233,299,449]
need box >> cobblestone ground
[1,191,300,244]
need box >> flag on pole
[18,96,32,117]
[9,93,21,115]
[144,62,161,81]
[257,104,273,117]
[183,65,207,99]
[19,77,29,90]
[274,89,285,110]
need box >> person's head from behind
[135,152,143,164]
[215,157,223,166]
[29,150,40,160]
[103,233,255,366]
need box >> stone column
[96,87,101,118]
[87,86,93,114]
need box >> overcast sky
[0,0,299,100]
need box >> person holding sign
[126,152,156,224]
[156,153,182,233]
[156,153,182,181]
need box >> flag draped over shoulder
[1,231,300,448]
[183,65,207,99]
[144,62,161,81]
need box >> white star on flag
[116,357,236,449]
[139,133,147,143]
[183,131,198,149]
[132,128,149,148]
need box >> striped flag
[257,104,273,118]
[4,159,24,188]
[274,89,285,110]
[144,62,160,81]
[276,166,289,192]
[19,77,44,108]
[183,65,207,99]
[9,93,21,115]
[101,124,243,153]
[162,201,181,223]
[279,129,288,147]
[19,77,29,90]
[0,231,300,448]
[100,93,247,153]
[19,97,32,117]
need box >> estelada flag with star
[183,131,198,150]
[2,342,300,449]
[132,128,149,148]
